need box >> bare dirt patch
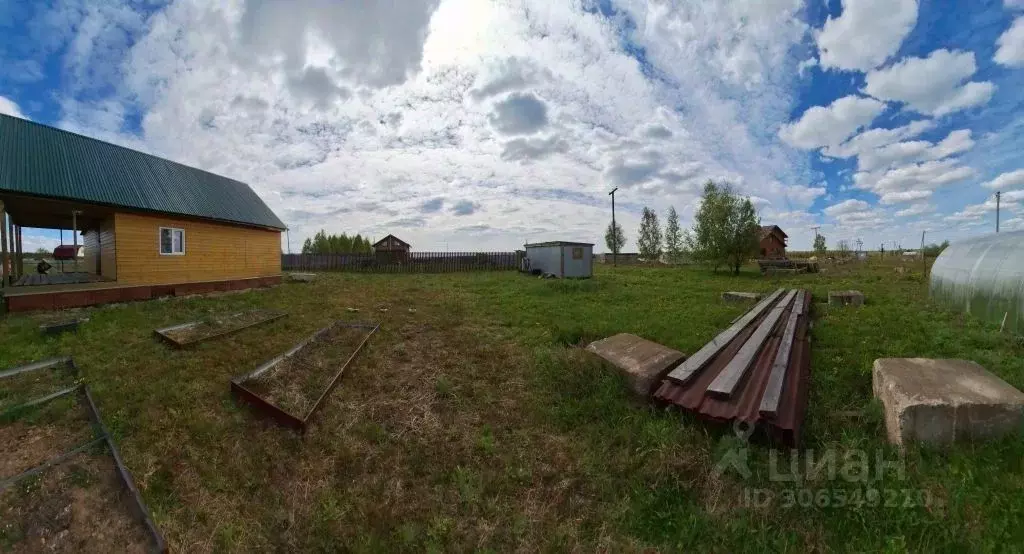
[243,323,375,417]
[1,398,95,479]
[0,450,151,553]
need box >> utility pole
[608,187,619,267]
[995,191,1001,233]
[920,229,927,275]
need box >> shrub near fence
[281,252,522,273]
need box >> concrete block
[872,358,1024,447]
[722,291,762,302]
[288,273,317,283]
[828,290,864,306]
[586,334,686,396]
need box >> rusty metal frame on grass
[154,309,287,348]
[230,320,379,433]
[0,360,167,553]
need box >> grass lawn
[2,260,1023,552]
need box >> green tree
[922,240,950,257]
[813,234,827,256]
[684,181,761,275]
[604,221,626,255]
[637,207,663,261]
[836,239,850,258]
[664,206,684,264]
[301,230,373,254]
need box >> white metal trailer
[524,241,594,278]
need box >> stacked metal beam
[653,288,812,445]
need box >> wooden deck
[13,272,108,287]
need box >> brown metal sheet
[653,289,812,445]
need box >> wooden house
[372,234,410,262]
[759,225,788,259]
[0,114,285,311]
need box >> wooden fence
[281,252,522,273]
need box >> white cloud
[879,190,931,204]
[852,129,974,172]
[895,203,933,217]
[824,198,870,216]
[856,159,975,195]
[948,195,1016,222]
[0,96,26,118]
[1006,0,1024,10]
[236,0,442,88]
[815,0,918,71]
[489,92,549,135]
[863,49,995,116]
[823,198,888,230]
[982,168,1024,190]
[779,95,886,150]
[823,120,935,159]
[797,57,818,76]
[995,17,1024,67]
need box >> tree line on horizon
[301,230,373,254]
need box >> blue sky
[2,0,1024,253]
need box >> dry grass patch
[158,309,284,347]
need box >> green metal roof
[0,114,286,230]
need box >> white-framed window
[159,227,185,255]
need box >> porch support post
[1,202,8,288]
[7,218,14,275]
[16,224,23,278]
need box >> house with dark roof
[0,113,285,311]
[759,225,788,259]
[372,234,410,262]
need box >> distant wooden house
[372,234,410,262]
[759,225,788,259]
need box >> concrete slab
[828,290,864,306]
[722,291,762,302]
[586,334,686,396]
[872,358,1024,447]
[288,273,317,283]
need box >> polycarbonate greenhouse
[929,230,1024,334]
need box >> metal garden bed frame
[230,320,379,433]
[39,318,87,337]
[0,358,167,553]
[154,309,287,348]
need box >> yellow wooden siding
[82,229,99,274]
[79,217,116,278]
[99,217,116,280]
[114,212,281,285]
